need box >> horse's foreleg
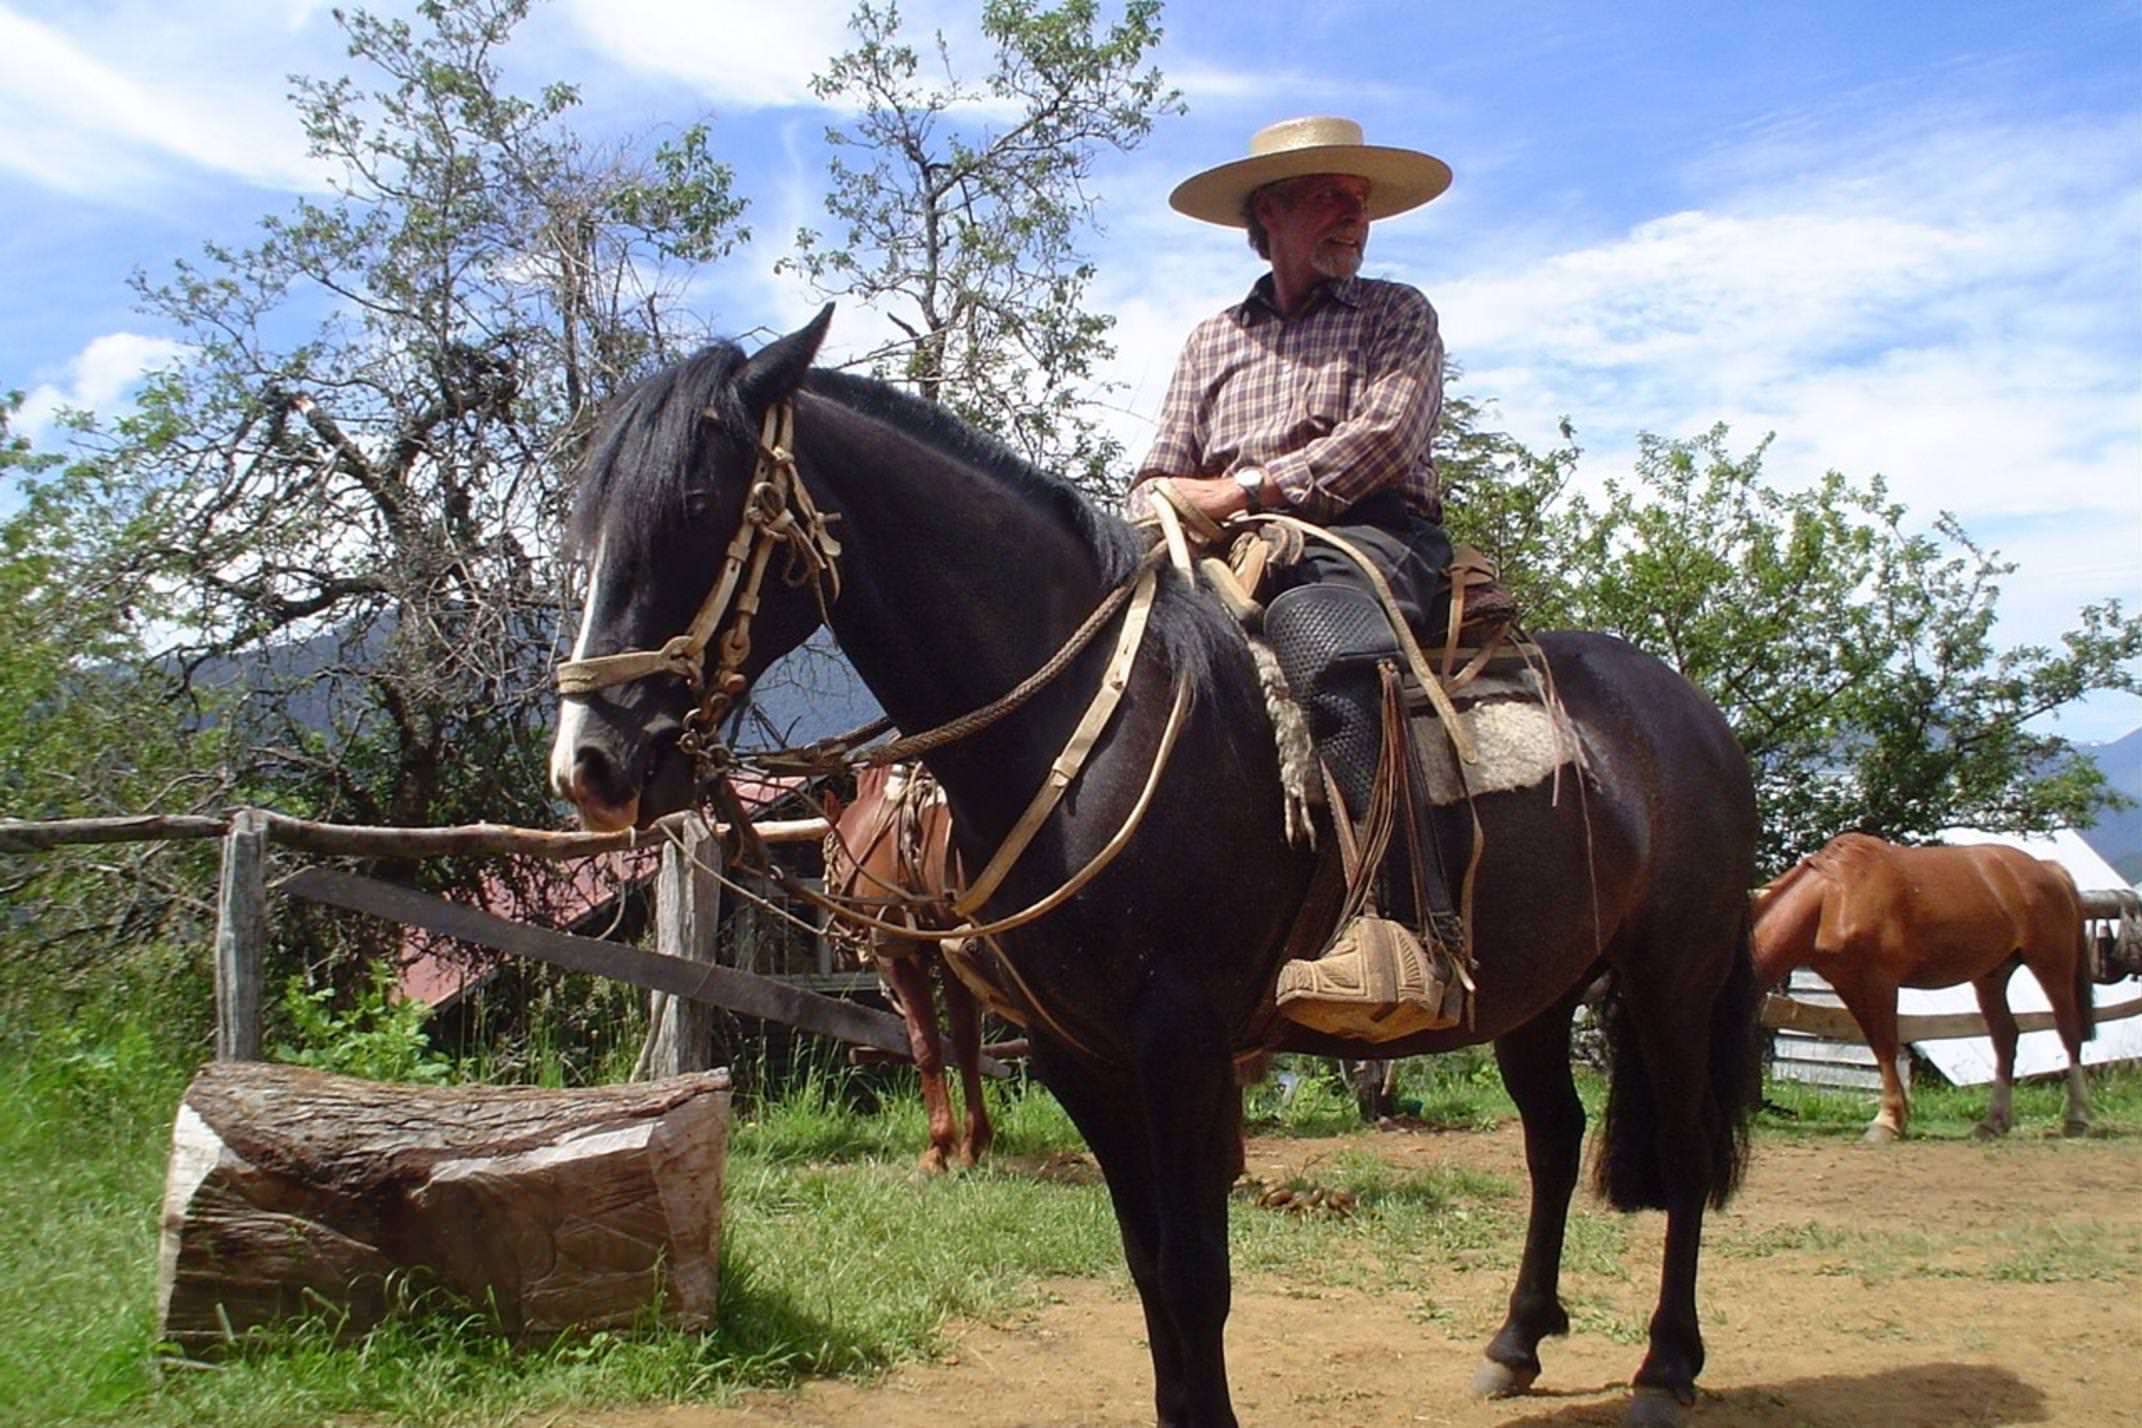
[881,951,957,1174]
[2062,1061,2093,1137]
[937,953,993,1166]
[1131,978,1244,1428]
[1474,1000,1584,1399]
[1971,969,2020,1139]
[2044,947,2095,1137]
[1837,983,1907,1142]
[1032,1042,1201,1427]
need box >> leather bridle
[554,401,843,768]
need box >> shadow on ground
[1495,1360,2047,1427]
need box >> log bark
[156,1062,731,1354]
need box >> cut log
[156,1062,730,1354]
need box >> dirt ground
[595,1122,2142,1428]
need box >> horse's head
[549,306,836,830]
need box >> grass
[1756,1056,2142,1138]
[8,1001,2142,1427]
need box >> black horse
[549,308,1760,1428]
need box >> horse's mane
[1811,832,1896,879]
[801,368,1148,590]
[567,342,1243,708]
[567,342,756,566]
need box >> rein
[559,398,1195,971]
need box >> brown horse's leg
[1835,981,1908,1142]
[2042,933,2095,1136]
[1473,997,1584,1399]
[938,954,993,1167]
[1971,967,2020,1139]
[2062,1059,2093,1137]
[881,951,957,1174]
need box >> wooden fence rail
[5,809,2133,1073]
[0,806,1020,1079]
[1760,990,2142,1044]
[0,809,829,858]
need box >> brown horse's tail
[2075,913,2100,1046]
[1592,906,1760,1213]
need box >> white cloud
[17,332,189,444]
[561,0,1007,114]
[0,5,321,197]
[1421,114,2140,527]
[560,0,854,109]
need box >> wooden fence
[4,809,2135,1077]
[0,807,1006,1079]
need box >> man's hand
[1168,475,1254,523]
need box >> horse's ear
[738,303,834,414]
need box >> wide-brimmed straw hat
[1169,115,1452,227]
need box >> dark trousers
[1263,491,1457,930]
[1269,491,1452,627]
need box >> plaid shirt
[1133,274,1443,524]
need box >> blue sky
[4,0,2138,739]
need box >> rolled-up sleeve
[1264,289,1441,522]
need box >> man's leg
[1260,511,1462,1034]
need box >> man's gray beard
[1311,248,1363,280]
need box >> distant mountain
[741,638,885,748]
[2074,725,2142,885]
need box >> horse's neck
[1751,864,1827,980]
[797,391,1125,826]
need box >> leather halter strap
[554,402,842,745]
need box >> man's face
[1260,173,1372,281]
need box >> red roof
[394,776,813,1008]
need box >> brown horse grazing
[821,762,994,1174]
[548,309,1761,1427]
[1752,832,2096,1142]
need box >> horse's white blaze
[548,534,611,800]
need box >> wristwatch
[1233,466,1266,515]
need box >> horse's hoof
[915,1150,952,1176]
[2063,1118,2090,1138]
[1625,1385,1690,1428]
[1861,1123,1901,1145]
[1470,1357,1539,1398]
[1971,1120,2009,1140]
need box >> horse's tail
[2074,911,2100,1046]
[2045,860,2099,1047]
[1592,907,1760,1213]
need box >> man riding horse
[1130,115,1463,1033]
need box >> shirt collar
[1237,272,1365,325]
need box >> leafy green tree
[1437,377,1584,617]
[785,0,1182,496]
[5,0,749,1012]
[97,0,746,835]
[0,397,228,997]
[1541,426,2141,872]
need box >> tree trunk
[156,1062,730,1355]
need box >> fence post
[214,808,269,1061]
[646,821,721,1077]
